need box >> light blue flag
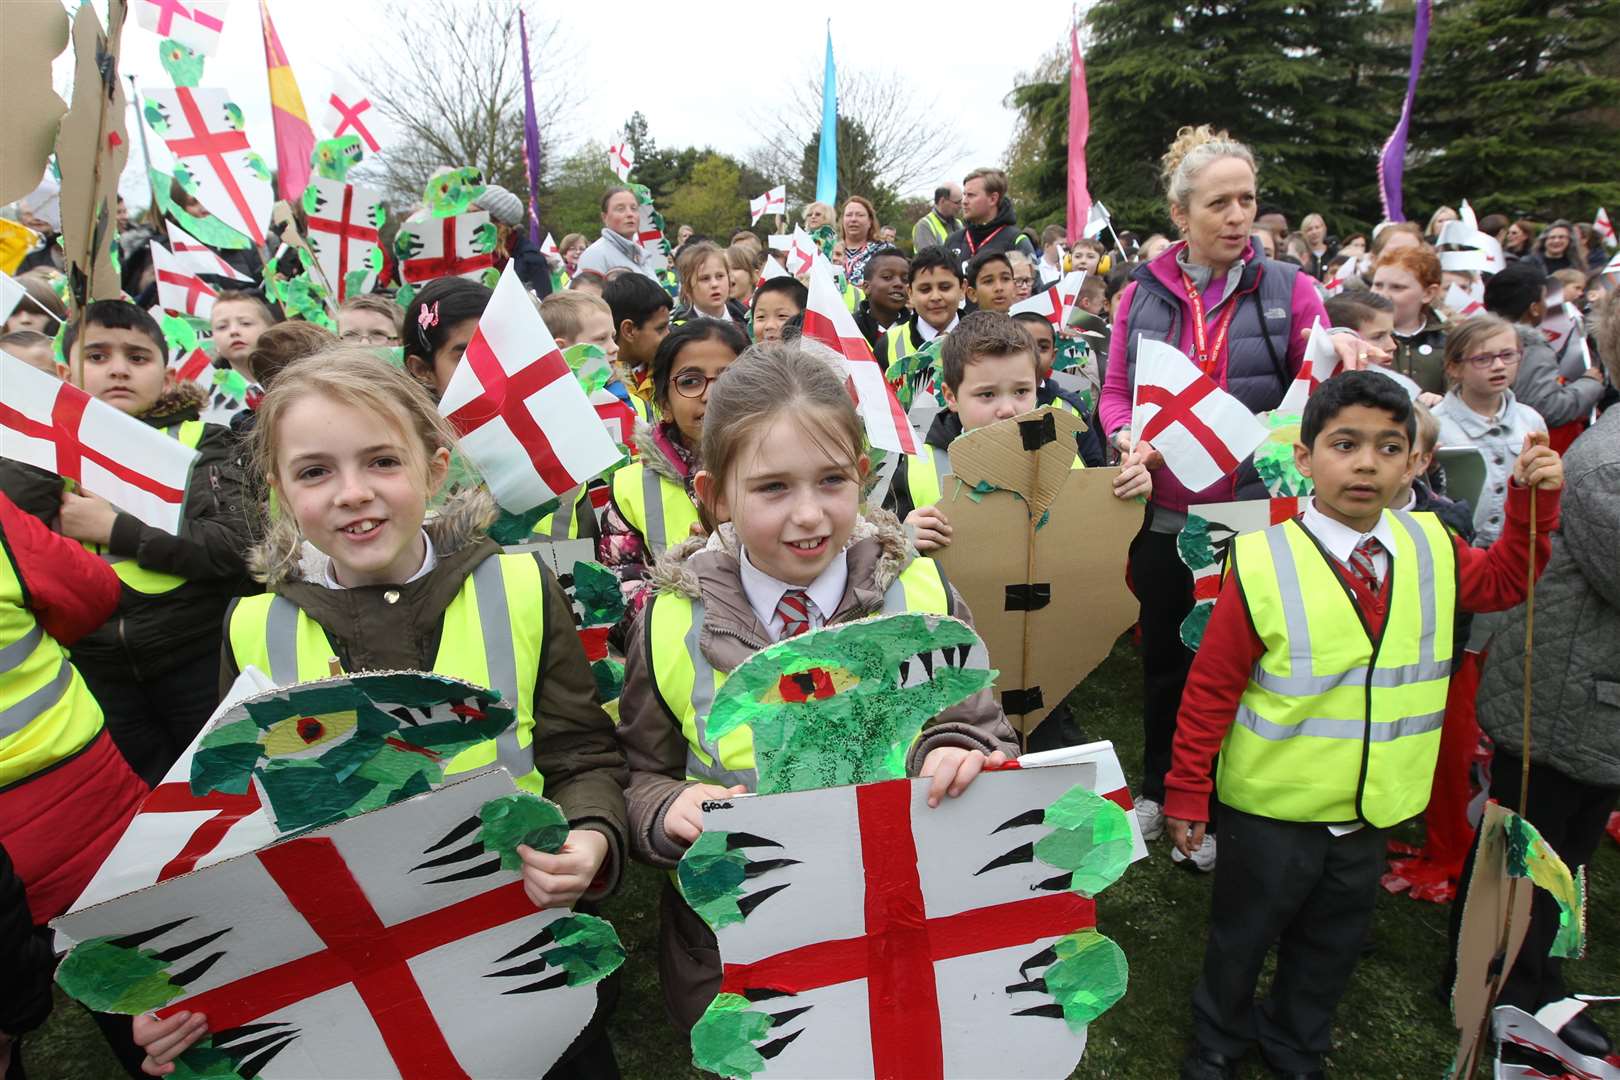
[815,24,838,207]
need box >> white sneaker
[1171,833,1218,872]
[1134,796,1165,842]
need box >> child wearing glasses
[598,319,750,621]
[1433,314,1549,544]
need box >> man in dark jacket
[944,168,1037,273]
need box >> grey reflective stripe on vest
[1249,518,1450,697]
[880,570,918,615]
[265,595,302,686]
[641,467,669,557]
[0,624,43,670]
[1234,704,1443,742]
[0,661,73,738]
[683,597,757,789]
[549,486,583,538]
[468,556,531,781]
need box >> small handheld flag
[1130,338,1268,493]
[607,141,634,182]
[749,185,786,226]
[802,263,919,456]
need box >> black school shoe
[1180,1047,1241,1080]
[1557,1010,1614,1059]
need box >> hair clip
[417,301,440,332]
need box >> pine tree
[1403,0,1620,221]
[1009,0,1401,238]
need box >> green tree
[666,153,749,239]
[1007,1,1401,239]
[797,115,900,223]
[538,143,619,240]
[1404,0,1620,222]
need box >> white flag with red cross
[1594,207,1616,250]
[54,770,608,1079]
[1436,221,1505,275]
[144,86,273,246]
[757,257,792,287]
[133,0,227,55]
[439,263,624,513]
[396,211,494,285]
[687,755,1141,1078]
[1605,251,1620,279]
[322,70,382,153]
[607,140,634,181]
[750,185,787,226]
[785,226,820,278]
[803,262,919,456]
[540,232,560,260]
[1130,338,1268,493]
[165,221,250,282]
[1278,319,1341,412]
[151,241,220,319]
[1010,270,1086,328]
[0,351,199,534]
[303,176,383,302]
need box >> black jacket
[0,844,53,1038]
[944,197,1037,270]
[71,383,258,681]
[853,298,909,353]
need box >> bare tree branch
[350,0,575,209]
[748,68,965,197]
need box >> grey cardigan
[1476,407,1620,788]
[573,227,657,280]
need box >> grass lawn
[25,637,1620,1079]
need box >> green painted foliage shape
[677,831,750,930]
[55,938,186,1015]
[479,793,571,869]
[1043,930,1129,1031]
[691,992,773,1079]
[1034,786,1134,896]
[542,913,627,986]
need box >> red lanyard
[965,225,1005,257]
[1180,269,1238,377]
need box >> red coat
[0,493,149,922]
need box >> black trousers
[1192,806,1387,1073]
[1446,751,1619,1012]
[1128,523,1197,805]
[78,650,220,787]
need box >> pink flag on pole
[1065,21,1091,246]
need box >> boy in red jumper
[1169,371,1563,1080]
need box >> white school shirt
[1293,502,1403,835]
[738,546,849,642]
[317,530,438,590]
[916,313,960,344]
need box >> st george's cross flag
[151,241,220,319]
[322,70,383,153]
[607,141,634,182]
[1278,319,1341,412]
[439,263,624,513]
[303,175,383,301]
[144,86,274,246]
[1595,207,1616,250]
[1010,270,1086,328]
[540,232,560,260]
[750,185,787,226]
[1130,338,1268,493]
[133,0,227,55]
[1445,282,1485,319]
[803,263,920,456]
[0,351,199,533]
[785,226,819,277]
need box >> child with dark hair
[880,245,962,372]
[964,250,1016,314]
[1009,310,1107,464]
[598,319,749,620]
[750,277,807,344]
[1324,291,1397,357]
[604,272,675,408]
[0,270,66,336]
[54,301,254,784]
[0,329,56,375]
[1169,369,1562,1080]
[401,276,493,398]
[851,245,910,350]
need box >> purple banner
[1378,0,1431,222]
[518,8,544,248]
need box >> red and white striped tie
[775,589,813,638]
[1347,536,1383,593]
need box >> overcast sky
[48,0,1076,210]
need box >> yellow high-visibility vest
[646,557,951,789]
[227,553,547,793]
[0,545,106,788]
[609,460,700,560]
[1220,511,1458,827]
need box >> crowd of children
[2,114,1617,1080]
